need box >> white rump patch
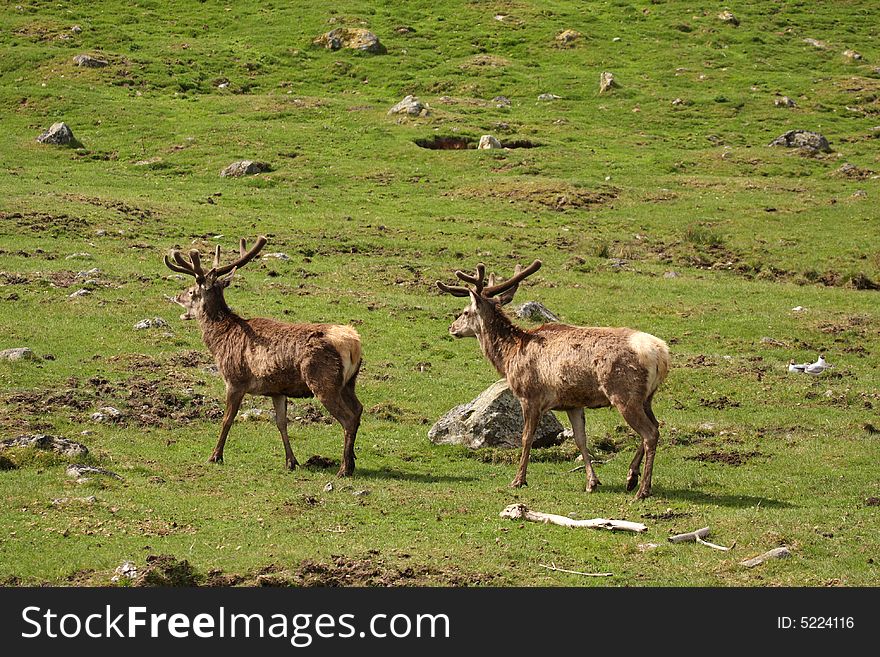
[629,332,669,394]
[325,325,362,383]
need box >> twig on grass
[539,563,612,577]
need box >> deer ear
[219,267,237,287]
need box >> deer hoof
[625,473,639,491]
[208,455,224,464]
[634,487,651,500]
[586,479,601,492]
[509,479,527,488]
[337,467,354,478]
[286,460,297,471]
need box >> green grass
[0,1,878,586]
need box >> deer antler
[455,263,487,294]
[437,261,541,301]
[213,236,268,276]
[482,260,541,299]
[164,248,206,283]
[486,264,524,306]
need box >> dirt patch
[698,395,740,410]
[167,350,214,368]
[683,354,717,368]
[62,194,155,220]
[865,497,880,507]
[290,401,333,425]
[688,449,764,466]
[459,54,510,69]
[304,455,339,469]
[0,211,90,237]
[292,554,494,587]
[123,377,223,427]
[453,179,617,211]
[414,136,475,150]
[132,555,200,587]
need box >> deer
[437,260,669,499]
[163,236,363,476]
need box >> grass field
[0,1,878,586]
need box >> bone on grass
[668,526,734,551]
[500,503,647,533]
[741,546,791,568]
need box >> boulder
[478,135,502,150]
[387,95,428,117]
[0,434,88,458]
[220,160,271,177]
[66,464,122,480]
[73,54,108,68]
[774,96,796,108]
[0,347,39,362]
[514,301,559,323]
[842,49,862,61]
[717,10,739,26]
[36,122,76,146]
[429,379,565,449]
[768,130,830,153]
[599,71,616,93]
[555,29,581,46]
[313,28,386,54]
[134,317,169,330]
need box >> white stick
[668,527,710,543]
[500,503,647,533]
[741,546,791,568]
[539,563,612,577]
[695,534,734,551]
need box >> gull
[788,359,807,373]
[804,354,833,375]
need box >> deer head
[164,236,267,321]
[436,260,542,337]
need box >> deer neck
[476,307,524,377]
[196,290,239,349]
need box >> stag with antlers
[437,261,669,499]
[164,236,363,476]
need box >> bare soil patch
[688,449,764,466]
[453,180,617,211]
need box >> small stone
[478,135,502,150]
[352,489,370,496]
[313,28,386,54]
[323,481,334,492]
[672,98,684,106]
[537,93,561,101]
[240,408,273,421]
[36,122,76,146]
[555,29,581,46]
[112,561,138,583]
[835,163,874,180]
[0,347,39,362]
[69,289,91,298]
[75,268,101,279]
[66,464,122,480]
[599,71,616,94]
[774,96,796,108]
[717,10,739,26]
[663,271,680,279]
[65,252,93,260]
[220,160,271,177]
[492,95,511,108]
[91,407,123,423]
[803,38,828,50]
[842,49,863,61]
[71,25,82,34]
[0,434,87,457]
[261,252,291,261]
[73,54,108,68]
[387,95,428,116]
[134,317,169,330]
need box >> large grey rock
[134,317,169,330]
[387,95,428,116]
[514,301,559,323]
[0,434,88,458]
[36,122,76,145]
[66,464,122,480]
[429,379,565,449]
[220,160,271,177]
[0,347,39,362]
[599,71,616,93]
[314,28,386,54]
[73,54,108,68]
[478,135,502,150]
[768,130,831,153]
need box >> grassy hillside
[0,0,877,586]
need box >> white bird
[787,359,807,373]
[804,354,833,375]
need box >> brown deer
[163,236,362,476]
[437,260,669,499]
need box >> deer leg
[627,395,659,491]
[210,387,245,464]
[566,408,600,492]
[312,387,358,478]
[511,401,541,488]
[615,399,660,499]
[272,395,297,470]
[337,380,362,477]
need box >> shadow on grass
[355,467,479,484]
[651,486,794,509]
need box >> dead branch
[500,503,647,533]
[741,546,791,568]
[539,563,612,577]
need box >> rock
[803,38,828,49]
[71,25,82,34]
[492,95,511,108]
[240,408,273,421]
[835,163,874,179]
[663,271,680,279]
[261,252,291,261]
[514,301,559,323]
[73,54,108,68]
[76,268,101,279]
[220,160,271,177]
[843,49,862,61]
[111,561,138,583]
[69,289,91,298]
[599,71,616,93]
[387,95,428,117]
[768,129,830,153]
[717,10,739,26]
[36,122,76,146]
[313,28,386,54]
[555,29,581,46]
[774,96,796,108]
[537,93,561,101]
[91,407,123,423]
[0,434,88,457]
[0,347,39,362]
[66,464,123,480]
[134,317,169,330]
[478,135,502,150]
[51,496,97,506]
[672,98,684,106]
[65,252,93,260]
[428,379,565,449]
